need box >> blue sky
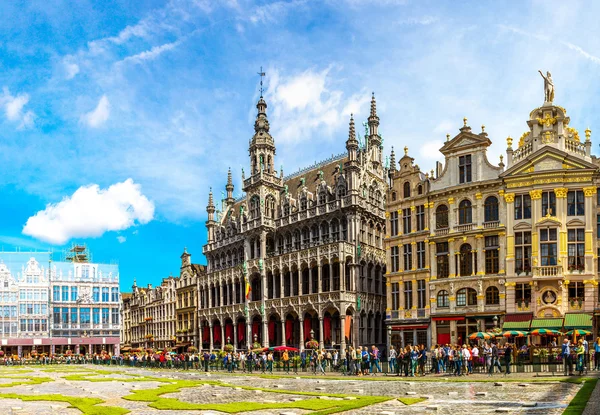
[1,0,600,291]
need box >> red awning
[504,313,533,322]
[391,325,429,331]
[432,316,465,321]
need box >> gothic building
[200,93,388,353]
[386,88,599,347]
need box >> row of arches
[198,308,386,350]
[435,196,499,228]
[435,286,500,308]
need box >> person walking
[371,345,381,375]
[388,346,396,375]
[418,345,427,376]
[562,339,573,376]
[462,345,471,375]
[282,350,290,374]
[594,337,600,371]
[576,340,585,375]
[503,343,513,375]
[489,343,502,376]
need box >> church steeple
[249,93,276,176]
[225,167,234,205]
[206,188,216,243]
[346,114,358,161]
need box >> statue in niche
[539,70,554,103]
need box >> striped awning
[563,313,593,329]
[530,318,564,330]
[502,313,532,330]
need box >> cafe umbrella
[564,329,592,336]
[530,329,563,336]
[468,332,492,340]
[502,330,528,338]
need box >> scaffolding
[62,243,92,263]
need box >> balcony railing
[483,221,500,229]
[533,265,562,277]
[455,224,473,232]
[435,228,449,236]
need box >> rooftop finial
[258,66,266,97]
[227,167,233,186]
[463,117,468,127]
[481,124,485,132]
[370,92,377,117]
[585,127,592,141]
[404,146,408,155]
[446,133,450,142]
[348,114,356,141]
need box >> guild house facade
[201,92,388,354]
[386,75,599,347]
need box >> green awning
[503,321,531,329]
[530,318,564,330]
[563,313,593,329]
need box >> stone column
[340,261,346,291]
[476,235,484,275]
[309,268,313,294]
[263,320,269,347]
[220,323,225,351]
[209,322,214,351]
[475,192,483,226]
[319,316,324,349]
[281,320,287,346]
[554,188,568,270]
[232,282,237,304]
[329,262,333,292]
[299,317,305,352]
[318,262,323,293]
[450,320,458,344]
[503,191,515,275]
[340,315,347,359]
[246,322,252,350]
[583,187,597,272]
[233,322,237,352]
[448,197,456,232]
[429,241,437,280]
[529,190,542,266]
[448,238,456,277]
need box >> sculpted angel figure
[539,70,554,102]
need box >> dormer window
[459,155,472,183]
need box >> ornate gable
[439,122,492,156]
[502,145,597,179]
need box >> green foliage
[0,376,53,388]
[398,397,427,405]
[562,378,598,415]
[0,392,129,415]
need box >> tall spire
[368,92,380,140]
[389,146,396,173]
[370,92,377,117]
[226,167,234,204]
[207,188,215,214]
[347,114,357,144]
[346,114,358,162]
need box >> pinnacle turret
[389,147,396,173]
[225,167,234,204]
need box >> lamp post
[493,315,498,328]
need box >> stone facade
[200,93,387,354]
[386,100,600,347]
[0,249,120,357]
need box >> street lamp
[493,315,498,328]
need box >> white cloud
[0,87,35,129]
[117,236,127,243]
[64,61,80,80]
[265,67,369,143]
[23,179,155,245]
[419,140,444,160]
[397,16,439,25]
[118,41,180,65]
[81,95,110,128]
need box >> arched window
[293,229,301,250]
[250,196,260,219]
[417,185,423,195]
[318,191,327,205]
[283,202,290,216]
[265,195,276,218]
[337,185,346,199]
[436,205,449,229]
[403,182,411,198]
[484,196,499,222]
[391,191,397,201]
[300,196,308,210]
[302,227,310,246]
[486,286,500,305]
[459,244,473,276]
[457,288,477,306]
[311,224,319,243]
[437,290,449,308]
[458,199,472,224]
[320,221,329,242]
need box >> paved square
[0,365,586,414]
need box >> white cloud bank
[81,95,110,127]
[0,87,35,129]
[23,179,155,245]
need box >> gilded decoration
[475,192,482,200]
[518,131,530,147]
[506,136,513,147]
[585,128,591,140]
[565,126,580,142]
[503,193,515,203]
[529,189,542,200]
[542,131,555,144]
[536,113,558,128]
[448,197,455,204]
[553,188,568,198]
[583,186,597,197]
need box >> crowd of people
[2,337,600,377]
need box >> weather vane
[258,66,266,97]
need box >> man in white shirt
[471,345,479,372]
[462,345,471,375]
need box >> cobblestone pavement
[0,365,589,415]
